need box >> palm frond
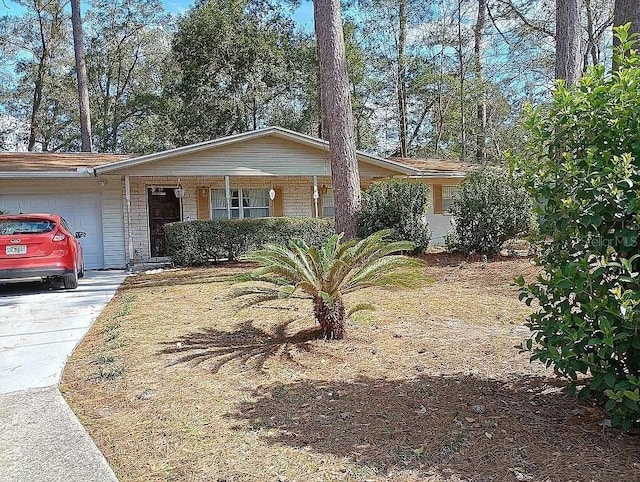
[243,244,316,286]
[347,303,376,317]
[226,230,426,338]
[229,285,294,309]
[344,255,425,293]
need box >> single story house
[0,127,470,269]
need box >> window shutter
[433,184,443,214]
[272,187,284,217]
[197,187,210,220]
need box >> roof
[0,152,134,178]
[390,157,474,177]
[93,126,418,176]
[0,129,471,179]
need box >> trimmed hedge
[164,217,335,266]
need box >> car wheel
[63,267,79,290]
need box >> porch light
[269,188,276,200]
[174,187,185,198]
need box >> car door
[61,217,83,272]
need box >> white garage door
[0,194,104,269]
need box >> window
[211,188,270,219]
[0,219,55,235]
[322,188,334,218]
[442,186,458,214]
[211,189,228,219]
[242,189,270,218]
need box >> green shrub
[358,179,430,253]
[164,217,335,266]
[515,26,640,430]
[444,230,458,253]
[449,166,535,256]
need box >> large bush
[358,179,430,253]
[165,217,334,266]
[448,166,535,255]
[516,27,640,430]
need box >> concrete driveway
[0,270,126,482]
[0,271,126,393]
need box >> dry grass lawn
[62,254,640,481]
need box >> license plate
[5,245,26,255]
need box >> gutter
[0,167,96,178]
[407,170,468,179]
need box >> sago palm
[229,230,425,340]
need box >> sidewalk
[0,387,118,482]
[0,271,125,481]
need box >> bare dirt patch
[61,255,640,481]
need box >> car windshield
[0,219,56,235]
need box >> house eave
[93,126,419,176]
[0,169,95,178]
[407,171,468,179]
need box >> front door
[148,187,181,257]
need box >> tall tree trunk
[397,0,408,158]
[613,0,640,68]
[457,0,466,161]
[28,5,51,152]
[313,0,361,239]
[613,0,640,36]
[315,44,328,140]
[28,51,47,152]
[71,0,92,152]
[474,0,487,163]
[583,0,598,69]
[555,0,582,85]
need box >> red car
[0,214,85,289]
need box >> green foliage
[164,217,334,266]
[167,0,305,145]
[86,0,171,152]
[229,230,425,339]
[515,26,640,430]
[449,166,535,256]
[358,179,431,253]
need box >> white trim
[313,175,319,218]
[93,126,419,176]
[408,171,468,179]
[0,171,95,178]
[124,176,134,268]
[224,176,231,219]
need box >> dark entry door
[148,187,181,257]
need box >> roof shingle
[389,157,474,173]
[0,152,134,172]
